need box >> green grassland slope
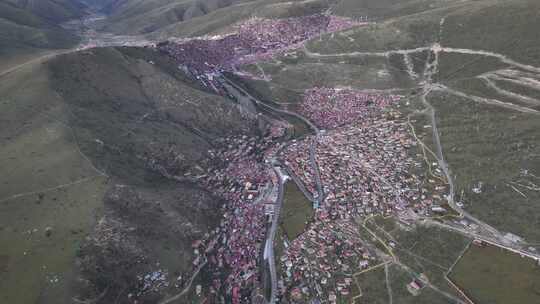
[333,0,449,19]
[0,46,261,304]
[90,0,333,37]
[0,0,82,69]
[4,0,88,23]
[98,0,255,35]
[309,0,540,66]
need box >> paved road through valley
[221,76,326,303]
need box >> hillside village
[151,13,460,303]
[1,1,540,304]
[158,14,360,93]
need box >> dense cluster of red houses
[315,114,421,217]
[299,87,402,129]
[132,10,454,303]
[276,88,450,301]
[280,218,377,302]
[180,121,292,302]
[197,136,272,303]
[180,87,450,302]
[158,14,360,90]
[283,140,317,197]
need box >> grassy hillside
[0,1,81,69]
[441,0,540,66]
[0,17,77,50]
[0,47,260,304]
[333,0,462,20]
[97,0,255,35]
[94,0,332,37]
[0,52,108,304]
[308,0,540,66]
[307,4,450,54]
[50,47,258,182]
[4,0,88,23]
[425,91,540,241]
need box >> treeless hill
[4,0,88,23]
[0,46,262,304]
[0,0,81,71]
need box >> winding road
[158,258,208,304]
[222,76,325,206]
[221,76,326,303]
[417,41,518,247]
[266,164,285,304]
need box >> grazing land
[449,242,540,304]
[428,91,540,242]
[354,264,389,304]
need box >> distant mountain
[93,0,257,35]
[86,0,332,37]
[150,0,332,38]
[4,0,88,23]
[0,0,83,60]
